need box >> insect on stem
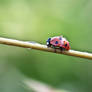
[0,37,91,60]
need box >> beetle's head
[46,38,51,45]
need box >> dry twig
[0,37,91,60]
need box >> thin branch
[0,37,91,60]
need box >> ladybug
[46,36,70,50]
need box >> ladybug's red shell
[47,36,70,50]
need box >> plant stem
[0,37,91,60]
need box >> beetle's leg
[52,45,56,53]
[60,47,65,51]
[60,47,63,51]
[47,43,51,47]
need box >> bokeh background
[0,0,92,92]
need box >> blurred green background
[0,0,92,92]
